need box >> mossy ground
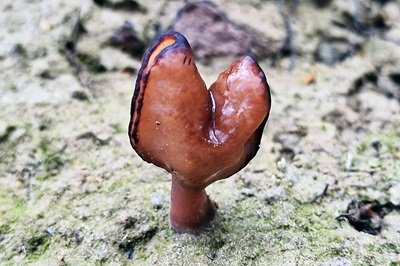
[1,0,400,265]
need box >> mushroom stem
[169,176,216,233]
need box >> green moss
[26,234,51,255]
[104,175,133,191]
[0,224,11,234]
[356,142,369,154]
[208,237,225,251]
[349,130,400,175]
[0,188,27,224]
[366,241,400,254]
[110,123,124,134]
[356,131,400,157]
[381,131,400,153]
[36,138,65,181]
[136,246,151,260]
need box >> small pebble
[151,192,166,209]
[39,20,52,32]
[345,153,353,171]
[44,228,55,235]
[285,165,299,185]
[389,183,400,205]
[74,231,83,244]
[205,250,216,260]
[127,246,134,260]
[302,73,316,85]
[262,186,285,203]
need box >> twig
[62,10,94,95]
[272,0,298,70]
[77,132,111,146]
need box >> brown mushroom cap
[129,31,271,189]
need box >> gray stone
[262,186,285,203]
[389,183,400,205]
[285,165,299,185]
[151,192,166,209]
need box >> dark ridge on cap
[129,31,193,146]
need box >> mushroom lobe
[129,31,271,188]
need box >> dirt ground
[1,0,400,265]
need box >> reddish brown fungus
[128,31,271,234]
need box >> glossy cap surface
[129,31,271,188]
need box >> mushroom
[128,31,271,234]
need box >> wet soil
[0,0,399,265]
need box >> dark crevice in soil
[93,0,146,12]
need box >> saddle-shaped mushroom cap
[129,31,271,233]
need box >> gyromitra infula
[129,31,271,234]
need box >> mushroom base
[169,177,216,234]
